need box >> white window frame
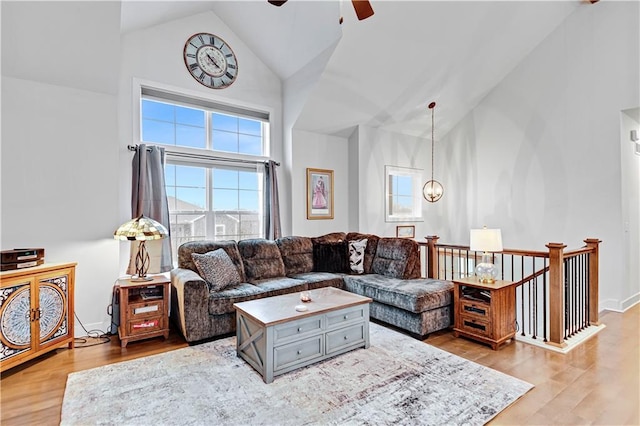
[132,79,274,257]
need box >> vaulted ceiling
[124,1,583,139]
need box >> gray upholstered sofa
[170,232,453,343]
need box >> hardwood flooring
[1,304,638,425]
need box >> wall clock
[183,32,238,89]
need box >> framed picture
[396,225,415,239]
[306,168,334,220]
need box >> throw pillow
[313,241,349,273]
[191,249,241,292]
[348,238,368,274]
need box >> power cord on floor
[73,279,122,347]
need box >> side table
[116,276,170,348]
[452,277,518,350]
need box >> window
[385,165,423,222]
[140,88,270,262]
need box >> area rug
[61,323,532,425]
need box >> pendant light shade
[423,101,444,203]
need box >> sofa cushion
[238,238,286,281]
[346,233,379,274]
[371,238,421,279]
[313,241,349,273]
[289,272,345,290]
[276,236,314,275]
[191,249,241,292]
[178,240,246,282]
[343,275,453,313]
[250,277,308,297]
[311,232,346,244]
[208,283,267,315]
[348,238,368,274]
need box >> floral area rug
[61,323,532,425]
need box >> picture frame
[306,168,334,220]
[396,225,415,239]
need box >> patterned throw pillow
[349,238,368,274]
[191,249,241,292]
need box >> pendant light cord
[429,102,436,183]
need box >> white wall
[354,125,436,239]
[439,1,640,311]
[1,78,121,334]
[1,1,122,335]
[620,109,640,310]
[1,4,286,334]
[291,129,349,236]
[118,10,284,272]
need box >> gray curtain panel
[264,160,282,240]
[127,144,173,274]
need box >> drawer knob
[297,350,302,355]
[344,335,348,340]
[344,315,348,319]
[297,327,302,332]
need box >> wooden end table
[116,276,170,348]
[452,277,518,350]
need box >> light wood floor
[1,304,638,425]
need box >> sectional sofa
[170,232,453,343]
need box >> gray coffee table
[233,287,372,383]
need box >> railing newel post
[584,238,601,326]
[425,235,439,279]
[546,242,567,349]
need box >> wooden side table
[116,276,170,348]
[452,277,518,350]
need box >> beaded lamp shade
[114,215,168,281]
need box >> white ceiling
[120,0,583,138]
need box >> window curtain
[264,160,282,240]
[126,144,173,274]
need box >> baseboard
[515,324,606,354]
[621,293,640,311]
[599,298,623,313]
[599,293,640,313]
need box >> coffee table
[233,287,372,383]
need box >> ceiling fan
[268,0,374,21]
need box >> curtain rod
[127,144,279,166]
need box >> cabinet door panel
[38,274,70,346]
[0,280,34,361]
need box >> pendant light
[423,101,444,202]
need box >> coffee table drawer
[273,316,323,344]
[326,306,366,329]
[274,335,323,372]
[326,323,365,354]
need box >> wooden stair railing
[419,236,601,348]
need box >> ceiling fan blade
[352,0,374,20]
[268,0,287,6]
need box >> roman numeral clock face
[183,33,238,89]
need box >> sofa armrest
[170,268,210,342]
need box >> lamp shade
[113,215,168,241]
[470,227,503,252]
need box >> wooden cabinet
[0,262,76,372]
[116,276,170,348]
[452,278,518,350]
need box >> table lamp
[114,215,169,281]
[470,226,503,284]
